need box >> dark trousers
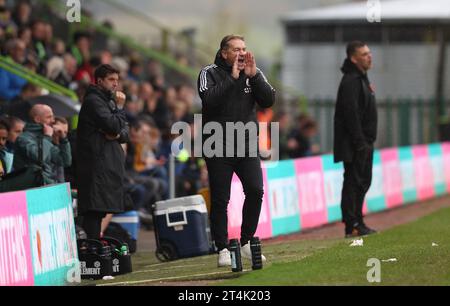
[205,157,264,251]
[82,211,107,239]
[341,147,374,228]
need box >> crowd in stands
[0,0,321,228]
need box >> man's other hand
[244,51,257,78]
[232,56,240,80]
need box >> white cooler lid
[155,195,206,211]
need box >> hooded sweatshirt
[333,58,378,163]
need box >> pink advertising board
[0,191,34,286]
[294,157,328,229]
[227,165,272,240]
[412,145,435,200]
[381,148,403,208]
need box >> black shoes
[345,223,377,238]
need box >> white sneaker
[217,248,231,267]
[241,242,266,262]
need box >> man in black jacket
[198,35,275,267]
[76,64,129,239]
[334,41,378,238]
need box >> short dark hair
[346,41,367,58]
[54,116,68,125]
[94,64,119,84]
[21,82,40,94]
[7,116,24,129]
[220,34,245,51]
[73,31,91,43]
[0,119,9,131]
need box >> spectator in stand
[43,22,53,50]
[175,119,207,197]
[18,26,32,49]
[75,55,101,85]
[127,118,168,197]
[121,142,149,212]
[12,1,32,29]
[125,119,165,222]
[139,82,154,102]
[171,100,188,123]
[123,82,143,124]
[274,111,291,160]
[0,4,17,39]
[30,20,50,72]
[128,58,143,82]
[287,114,320,159]
[0,120,13,177]
[176,84,195,112]
[139,81,158,120]
[150,87,171,130]
[13,104,71,184]
[0,39,27,101]
[111,56,129,82]
[70,31,91,67]
[48,53,77,88]
[123,80,140,105]
[176,154,206,197]
[4,116,24,153]
[52,39,66,57]
[163,86,178,111]
[46,54,63,81]
[149,74,165,91]
[6,82,42,122]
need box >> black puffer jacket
[334,59,378,163]
[198,51,276,156]
[76,85,129,214]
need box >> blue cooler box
[154,195,210,259]
[111,210,140,240]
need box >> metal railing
[306,99,449,153]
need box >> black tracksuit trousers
[341,147,374,228]
[205,157,264,251]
